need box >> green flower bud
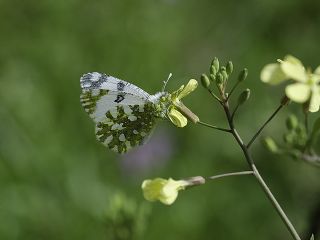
[286,114,298,130]
[210,74,216,81]
[221,70,228,82]
[211,57,219,72]
[283,132,294,144]
[262,137,278,153]
[220,66,226,72]
[200,74,210,89]
[210,65,217,76]
[237,88,250,105]
[216,73,224,86]
[226,61,233,75]
[238,68,248,82]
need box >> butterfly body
[80,72,170,153]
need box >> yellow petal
[283,55,303,66]
[260,63,287,85]
[314,66,320,75]
[309,87,320,112]
[168,108,188,128]
[285,83,311,103]
[310,73,320,84]
[177,79,198,99]
[280,55,307,82]
[159,179,186,205]
[141,178,167,202]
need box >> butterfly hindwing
[95,103,158,153]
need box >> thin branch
[221,101,301,240]
[208,171,253,180]
[231,102,240,122]
[226,80,241,101]
[198,121,231,133]
[247,103,284,149]
[208,89,222,104]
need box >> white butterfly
[80,72,170,153]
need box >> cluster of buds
[200,57,249,104]
[263,115,320,167]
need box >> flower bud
[237,88,250,105]
[210,74,216,81]
[283,132,294,144]
[216,73,224,86]
[226,61,233,75]
[210,65,217,76]
[286,114,298,130]
[211,57,219,72]
[221,69,228,82]
[238,68,248,82]
[200,74,210,89]
[262,137,279,153]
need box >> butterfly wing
[80,72,158,153]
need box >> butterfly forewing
[80,72,161,154]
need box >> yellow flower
[261,55,320,112]
[168,79,199,127]
[167,107,188,128]
[141,178,189,205]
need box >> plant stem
[226,80,241,101]
[247,103,284,149]
[208,89,222,104]
[231,102,240,122]
[208,171,253,180]
[198,121,231,133]
[220,101,301,240]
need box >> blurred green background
[1,0,320,239]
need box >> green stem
[198,121,231,133]
[247,103,284,149]
[222,101,301,240]
[208,171,253,180]
[200,98,301,240]
[226,80,241,101]
[208,89,222,104]
[231,102,240,122]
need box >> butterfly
[80,72,171,154]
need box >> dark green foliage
[1,0,320,240]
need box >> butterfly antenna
[162,73,172,92]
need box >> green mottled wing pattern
[95,103,158,153]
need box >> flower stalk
[219,94,301,240]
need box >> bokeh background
[1,0,320,239]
